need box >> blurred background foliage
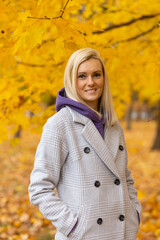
[0,0,160,147]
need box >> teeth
[86,89,96,92]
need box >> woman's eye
[94,73,101,78]
[78,75,86,79]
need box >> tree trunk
[14,125,22,138]
[152,101,160,150]
[126,104,133,130]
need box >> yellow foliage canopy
[0,0,160,142]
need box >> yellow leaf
[18,10,31,22]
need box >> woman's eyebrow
[78,70,102,74]
[78,72,87,74]
[93,70,102,73]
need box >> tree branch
[93,13,160,34]
[120,25,157,42]
[60,0,70,18]
[17,61,45,67]
[27,16,51,20]
[17,61,64,68]
[109,24,158,47]
[27,0,70,20]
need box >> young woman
[28,48,142,240]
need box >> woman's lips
[85,89,97,93]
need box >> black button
[114,179,120,185]
[97,218,103,225]
[119,215,125,221]
[84,147,90,154]
[94,181,101,187]
[119,145,124,151]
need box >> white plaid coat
[28,106,142,240]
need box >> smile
[85,89,97,92]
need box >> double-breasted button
[84,147,90,154]
[119,145,124,151]
[119,215,125,221]
[94,180,101,187]
[114,179,120,185]
[97,218,103,225]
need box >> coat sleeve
[28,116,78,237]
[120,126,142,222]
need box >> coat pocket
[55,206,87,240]
[128,199,139,229]
[68,206,87,240]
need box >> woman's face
[76,58,104,110]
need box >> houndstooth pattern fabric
[28,106,142,240]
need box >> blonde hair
[64,48,118,127]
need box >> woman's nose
[87,76,94,85]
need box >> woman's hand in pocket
[67,219,78,237]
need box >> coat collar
[66,106,89,125]
[66,107,121,178]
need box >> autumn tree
[0,0,160,148]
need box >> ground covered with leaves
[0,121,160,240]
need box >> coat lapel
[82,121,120,178]
[67,107,121,178]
